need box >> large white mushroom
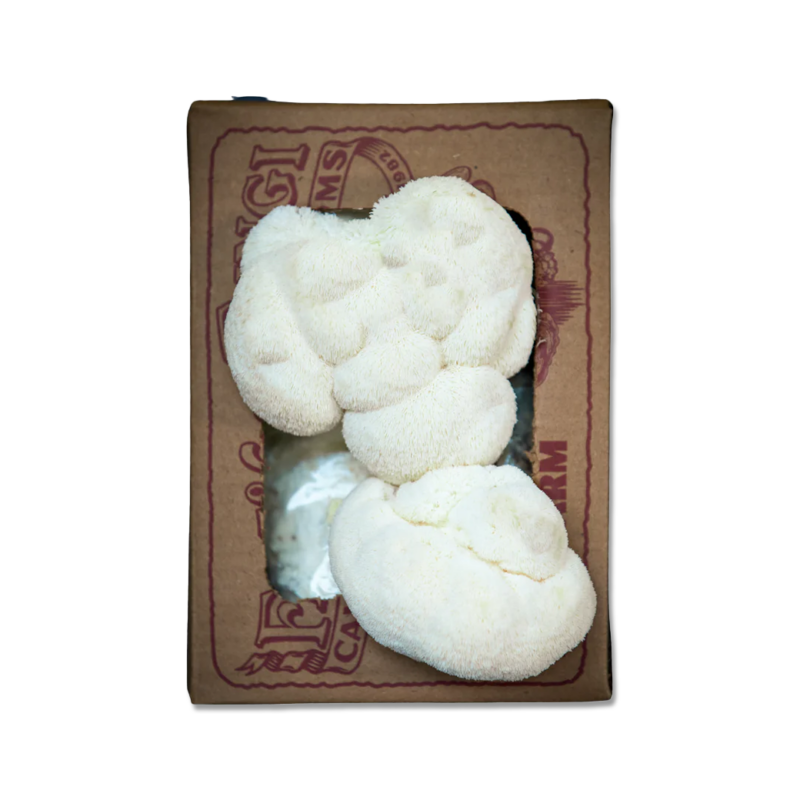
[329,465,596,681]
[224,176,535,484]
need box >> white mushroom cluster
[226,176,596,682]
[329,465,596,681]
[224,176,535,484]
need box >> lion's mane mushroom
[224,176,535,484]
[329,465,596,681]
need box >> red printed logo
[310,139,412,208]
[238,438,265,540]
[532,229,583,386]
[538,440,568,512]
[237,595,366,676]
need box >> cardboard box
[188,99,612,703]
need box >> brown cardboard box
[188,99,612,703]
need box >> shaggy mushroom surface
[224,177,535,483]
[329,465,596,681]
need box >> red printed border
[204,122,593,691]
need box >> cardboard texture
[188,100,612,703]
